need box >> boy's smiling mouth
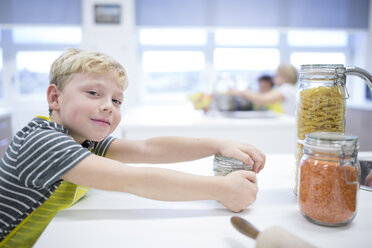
[91,118,111,127]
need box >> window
[139,28,281,103]
[13,27,81,44]
[143,51,205,72]
[290,52,346,69]
[8,27,82,97]
[139,28,207,46]
[287,30,348,69]
[214,48,279,71]
[0,49,3,98]
[138,28,363,105]
[287,30,347,47]
[0,30,2,98]
[213,30,280,91]
[215,29,279,46]
[139,29,207,101]
[16,51,62,95]
[142,51,204,93]
[213,48,279,90]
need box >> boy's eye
[112,99,122,105]
[87,91,98,96]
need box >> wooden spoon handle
[230,216,260,240]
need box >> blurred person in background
[252,75,282,113]
[257,75,274,93]
[230,64,298,116]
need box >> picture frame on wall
[94,4,121,24]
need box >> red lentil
[299,158,358,225]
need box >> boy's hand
[227,89,240,96]
[217,170,258,213]
[218,141,266,173]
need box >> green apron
[0,116,90,247]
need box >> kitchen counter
[120,105,296,153]
[34,153,372,248]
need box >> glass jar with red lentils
[298,132,360,226]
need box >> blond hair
[277,64,298,84]
[49,48,128,91]
[48,49,128,115]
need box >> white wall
[81,0,139,138]
[348,0,372,109]
[81,0,139,111]
[367,1,372,75]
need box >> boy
[230,64,298,115]
[258,75,274,94]
[0,49,265,247]
[254,75,283,113]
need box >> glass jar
[213,72,238,111]
[213,155,253,176]
[298,132,360,226]
[294,64,372,194]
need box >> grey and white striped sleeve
[91,136,116,157]
[15,129,91,190]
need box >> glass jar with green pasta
[295,65,347,194]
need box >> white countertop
[35,153,372,248]
[121,105,294,128]
[120,105,296,153]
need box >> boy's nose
[101,106,112,113]
[100,99,113,113]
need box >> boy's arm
[61,154,257,212]
[106,137,265,173]
[232,89,284,106]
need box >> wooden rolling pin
[231,216,316,248]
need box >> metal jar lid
[303,132,359,152]
[213,155,253,176]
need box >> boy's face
[51,72,124,143]
[258,80,272,93]
[274,71,285,86]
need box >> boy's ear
[47,84,60,111]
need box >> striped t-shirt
[0,117,115,241]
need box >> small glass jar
[213,155,253,176]
[298,132,360,226]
